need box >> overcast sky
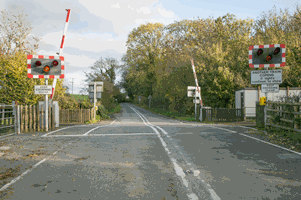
[0,0,299,95]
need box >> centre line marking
[130,105,200,200]
[130,104,221,200]
[42,133,157,137]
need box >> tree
[0,9,40,55]
[81,56,123,111]
[123,22,166,97]
[121,5,301,111]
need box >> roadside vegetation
[245,127,301,153]
[85,103,122,124]
[133,103,198,122]
[134,97,301,154]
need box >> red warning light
[257,49,263,56]
[35,61,42,66]
[273,47,280,55]
[52,60,58,66]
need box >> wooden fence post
[25,105,28,132]
[80,108,82,123]
[294,104,298,130]
[20,105,23,133]
[33,105,36,132]
[29,105,32,132]
[3,105,6,126]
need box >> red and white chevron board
[27,55,65,79]
[249,44,285,68]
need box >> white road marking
[0,158,47,192]
[43,133,157,137]
[83,119,117,135]
[81,119,117,127]
[0,131,77,192]
[83,126,102,136]
[0,116,119,192]
[130,104,221,200]
[236,125,259,130]
[41,126,75,137]
[208,189,221,200]
[214,127,237,133]
[0,132,16,139]
[129,106,200,200]
[239,133,301,156]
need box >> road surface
[0,103,300,199]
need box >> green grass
[243,124,301,152]
[176,116,197,121]
[71,94,89,101]
[84,104,122,124]
[201,120,215,124]
[134,103,197,122]
[108,104,121,114]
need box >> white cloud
[77,0,179,35]
[156,7,176,18]
[136,7,152,14]
[111,3,120,9]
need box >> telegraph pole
[71,78,75,96]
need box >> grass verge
[133,103,197,122]
[85,104,122,124]
[245,127,301,153]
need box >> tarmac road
[0,103,301,199]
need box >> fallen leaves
[247,129,301,152]
[0,164,22,181]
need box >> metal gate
[0,102,17,136]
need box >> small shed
[235,86,301,117]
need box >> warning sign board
[261,84,279,93]
[34,85,52,94]
[251,69,282,85]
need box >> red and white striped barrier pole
[50,9,71,100]
[191,58,202,106]
[190,58,203,121]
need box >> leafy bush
[96,105,110,119]
[294,117,301,126]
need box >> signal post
[27,55,65,132]
[249,44,286,127]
